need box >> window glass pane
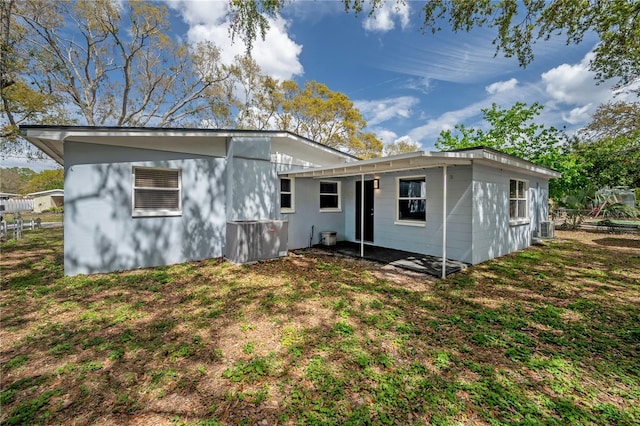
[320,182,338,194]
[518,200,526,218]
[398,200,426,221]
[399,179,425,198]
[320,194,338,209]
[280,178,291,193]
[510,180,517,198]
[518,181,525,197]
[510,200,517,218]
[281,193,291,209]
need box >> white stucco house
[28,189,64,213]
[21,125,560,277]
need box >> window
[132,167,182,217]
[396,176,426,224]
[509,179,529,223]
[280,177,295,213]
[320,181,341,211]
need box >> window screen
[133,168,181,217]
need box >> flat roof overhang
[19,126,358,166]
[279,148,561,179]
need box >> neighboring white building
[28,189,64,213]
[0,193,34,214]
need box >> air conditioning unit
[539,221,555,239]
[226,220,288,263]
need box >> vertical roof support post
[360,173,365,258]
[442,164,448,279]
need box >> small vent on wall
[539,221,555,239]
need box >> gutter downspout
[360,173,365,258]
[442,165,447,279]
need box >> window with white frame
[319,180,341,211]
[397,176,426,224]
[509,178,529,222]
[132,167,182,217]
[280,177,295,213]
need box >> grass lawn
[1,228,639,425]
[2,212,63,223]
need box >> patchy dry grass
[1,228,639,425]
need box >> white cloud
[562,104,593,125]
[403,77,433,95]
[403,48,640,146]
[379,30,520,84]
[363,1,410,32]
[167,0,303,80]
[373,129,399,145]
[485,78,518,94]
[355,96,419,126]
[541,51,612,106]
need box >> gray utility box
[226,220,288,263]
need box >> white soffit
[280,149,561,179]
[22,128,356,167]
[270,137,353,166]
[67,135,227,158]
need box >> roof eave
[280,148,561,179]
[19,126,359,166]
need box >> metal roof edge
[19,125,359,161]
[26,189,64,197]
[440,146,561,177]
[280,147,561,179]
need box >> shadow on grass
[593,237,640,249]
[1,228,639,424]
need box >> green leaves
[220,65,383,158]
[230,1,640,89]
[434,102,596,200]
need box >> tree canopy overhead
[578,101,640,142]
[12,0,228,128]
[210,56,383,158]
[572,101,640,189]
[229,0,640,89]
[2,0,382,159]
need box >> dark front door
[355,180,374,242]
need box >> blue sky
[10,0,637,171]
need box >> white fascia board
[271,135,354,166]
[429,149,561,178]
[21,136,64,165]
[478,151,561,178]
[279,152,475,178]
[279,147,561,179]
[279,151,425,177]
[22,127,357,167]
[27,189,64,197]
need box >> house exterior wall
[285,167,474,263]
[471,163,549,264]
[281,178,346,249]
[341,167,473,263]
[63,141,226,275]
[226,137,276,221]
[59,132,553,275]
